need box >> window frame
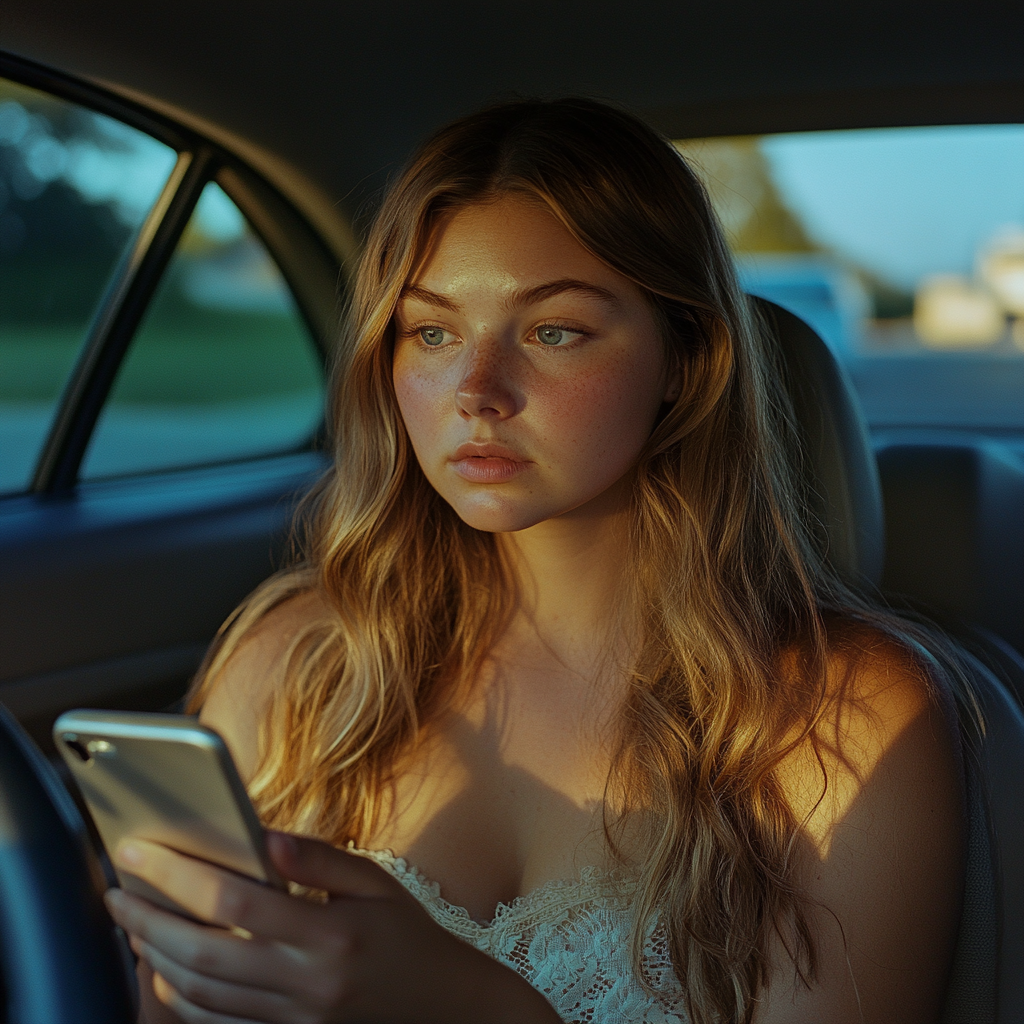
[0,50,341,495]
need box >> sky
[760,125,1024,291]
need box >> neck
[497,478,634,675]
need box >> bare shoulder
[199,589,333,782]
[777,622,959,827]
[761,622,966,1023]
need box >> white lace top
[354,848,690,1024]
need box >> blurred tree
[674,136,816,253]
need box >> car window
[0,77,177,494]
[80,181,325,479]
[674,125,1024,437]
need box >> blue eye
[537,326,568,346]
[419,327,448,346]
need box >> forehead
[407,197,628,296]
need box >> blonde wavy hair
[188,99,966,1024]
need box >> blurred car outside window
[0,77,177,494]
[674,125,1024,439]
[81,181,325,480]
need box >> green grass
[1,316,324,405]
[0,328,83,401]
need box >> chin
[452,508,544,534]
[446,494,555,534]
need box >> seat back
[754,297,884,588]
[759,296,1024,1022]
[877,440,1024,655]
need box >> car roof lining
[1,0,1021,234]
[643,80,1024,141]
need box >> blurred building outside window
[675,125,1024,434]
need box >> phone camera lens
[62,735,91,762]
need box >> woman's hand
[104,833,561,1024]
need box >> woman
[106,98,968,1024]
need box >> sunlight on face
[392,197,679,533]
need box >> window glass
[675,126,1024,434]
[0,78,177,493]
[81,182,325,479]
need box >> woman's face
[392,196,679,534]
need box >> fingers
[140,942,300,1024]
[149,969,264,1024]
[106,888,287,990]
[115,840,321,944]
[266,832,398,900]
[116,885,363,1024]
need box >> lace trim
[352,846,631,928]
[350,846,689,1024]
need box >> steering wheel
[0,705,135,1023]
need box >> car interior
[0,2,1021,1021]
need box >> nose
[455,340,517,420]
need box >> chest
[364,665,623,921]
[359,848,688,1022]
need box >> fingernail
[117,842,143,867]
[152,972,172,1001]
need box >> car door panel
[0,450,327,749]
[0,63,341,751]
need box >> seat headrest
[751,296,884,588]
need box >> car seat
[876,438,1024,701]
[757,297,1024,1024]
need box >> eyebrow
[398,279,621,313]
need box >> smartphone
[53,709,286,918]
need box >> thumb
[266,831,397,899]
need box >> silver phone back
[54,709,284,914]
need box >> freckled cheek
[535,360,661,466]
[393,367,451,454]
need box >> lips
[449,441,530,482]
[451,442,526,462]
